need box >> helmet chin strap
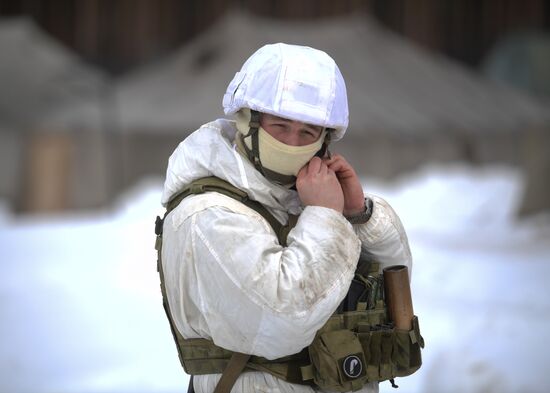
[241,110,265,175]
[315,130,332,159]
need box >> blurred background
[1,1,550,392]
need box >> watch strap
[345,197,373,225]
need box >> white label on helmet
[279,61,333,124]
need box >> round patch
[342,355,363,379]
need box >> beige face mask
[235,109,326,178]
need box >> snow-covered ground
[1,164,549,393]
[371,165,550,393]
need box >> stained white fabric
[161,119,412,392]
[222,43,349,140]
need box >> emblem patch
[342,355,363,379]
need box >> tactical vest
[154,177,424,392]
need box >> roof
[0,18,106,130]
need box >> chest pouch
[302,262,424,391]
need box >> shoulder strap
[162,176,297,246]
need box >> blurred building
[113,9,550,218]
[1,0,549,215]
[0,18,109,212]
[2,0,548,74]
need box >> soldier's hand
[324,154,365,216]
[296,157,344,213]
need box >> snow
[372,165,550,393]
[1,165,549,393]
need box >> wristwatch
[345,197,374,225]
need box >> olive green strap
[261,166,296,185]
[279,214,298,246]
[155,233,188,368]
[165,176,298,246]
[165,177,248,215]
[213,352,251,393]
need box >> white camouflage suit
[160,118,413,393]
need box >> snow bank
[0,179,186,393]
[367,165,550,393]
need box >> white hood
[161,118,302,222]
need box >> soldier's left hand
[324,154,365,217]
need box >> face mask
[235,109,326,179]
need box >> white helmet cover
[223,43,349,140]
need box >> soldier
[156,43,417,393]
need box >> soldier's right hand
[296,157,344,213]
